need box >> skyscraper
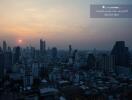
[4,51,13,72]
[111,41,130,67]
[72,49,78,64]
[69,45,72,56]
[40,39,43,53]
[3,41,7,52]
[101,54,115,73]
[87,53,96,69]
[13,46,21,64]
[51,47,58,59]
[0,51,4,80]
[23,64,33,90]
[40,39,46,55]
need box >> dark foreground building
[111,41,130,67]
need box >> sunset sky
[0,0,132,49]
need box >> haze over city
[0,0,132,49]
[1,0,132,100]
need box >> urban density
[0,40,132,100]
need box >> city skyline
[1,1,132,100]
[0,39,131,51]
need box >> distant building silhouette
[69,45,72,56]
[0,51,4,80]
[87,53,96,69]
[3,41,7,52]
[40,39,46,55]
[13,46,21,64]
[111,41,130,67]
[72,49,78,63]
[51,47,58,59]
[23,64,33,90]
[101,54,115,73]
[4,51,13,72]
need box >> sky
[0,0,132,50]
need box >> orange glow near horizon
[0,0,131,49]
[0,0,87,43]
[18,39,22,44]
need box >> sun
[18,39,23,44]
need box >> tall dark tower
[4,51,13,72]
[87,53,96,69]
[0,51,4,80]
[40,39,43,53]
[111,41,130,67]
[43,40,46,53]
[40,39,46,55]
[13,46,21,64]
[69,45,72,56]
[3,41,7,52]
[72,49,77,63]
[51,47,57,59]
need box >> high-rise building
[0,51,4,80]
[111,41,130,67]
[23,64,33,90]
[69,45,72,56]
[4,51,13,72]
[30,46,36,60]
[0,46,2,52]
[13,46,21,64]
[43,41,46,52]
[40,39,46,55]
[51,47,58,59]
[87,53,96,69]
[32,61,40,79]
[72,49,78,63]
[40,39,43,53]
[3,41,7,52]
[7,46,12,52]
[101,54,115,73]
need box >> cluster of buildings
[0,40,132,100]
